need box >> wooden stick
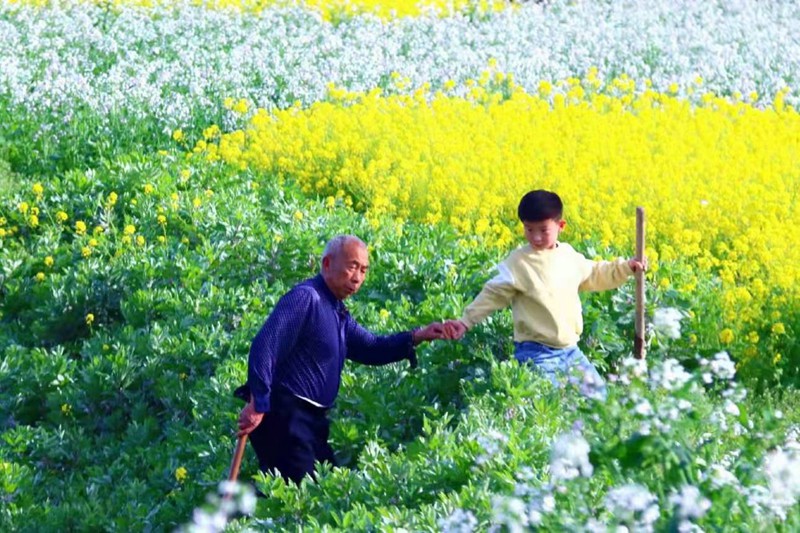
[223,435,248,500]
[634,207,646,359]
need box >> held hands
[237,401,264,437]
[412,320,469,343]
[412,322,449,344]
[443,319,468,340]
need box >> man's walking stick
[634,207,646,359]
[223,435,248,500]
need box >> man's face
[322,240,369,300]
[523,218,565,251]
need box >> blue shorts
[514,341,607,400]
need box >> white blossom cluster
[653,307,684,340]
[2,0,799,140]
[178,481,258,533]
[669,485,711,532]
[474,428,509,465]
[604,483,661,532]
[549,431,593,482]
[439,508,479,533]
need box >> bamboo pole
[634,207,646,359]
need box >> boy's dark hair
[518,190,563,222]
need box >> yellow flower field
[198,75,800,342]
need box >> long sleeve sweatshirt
[460,242,633,348]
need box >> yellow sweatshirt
[461,242,634,348]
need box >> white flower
[669,485,711,520]
[705,464,739,489]
[652,307,683,339]
[491,495,528,533]
[439,509,478,533]
[604,483,660,532]
[619,357,648,385]
[649,359,692,391]
[762,446,800,519]
[723,400,740,417]
[633,399,654,417]
[709,351,736,380]
[550,432,594,482]
[475,429,509,465]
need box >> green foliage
[1,153,799,530]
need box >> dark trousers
[248,390,336,484]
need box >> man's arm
[345,316,444,367]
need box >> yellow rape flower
[107,192,118,206]
[18,202,29,214]
[35,272,45,282]
[88,238,98,247]
[175,466,188,483]
[61,404,72,416]
[32,182,44,196]
[29,215,39,227]
[75,220,87,235]
[172,129,185,142]
[157,215,167,226]
[143,184,154,195]
[771,323,786,335]
[85,313,94,325]
[82,247,91,258]
[44,256,54,267]
[124,224,136,236]
[719,328,735,345]
[233,98,248,114]
[136,235,145,246]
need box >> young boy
[444,190,645,397]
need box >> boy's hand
[628,258,647,273]
[443,319,468,340]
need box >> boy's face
[523,218,565,250]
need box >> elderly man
[236,235,445,483]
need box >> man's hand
[412,322,447,344]
[443,319,468,340]
[628,258,648,273]
[237,401,264,437]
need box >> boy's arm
[578,256,635,292]
[460,262,519,329]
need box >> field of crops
[1,0,798,531]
